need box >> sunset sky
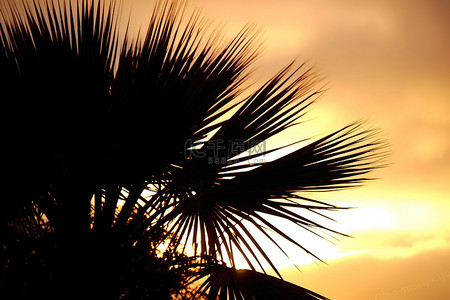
[124,0,450,298]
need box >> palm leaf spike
[0,0,388,299]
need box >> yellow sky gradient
[124,0,450,298]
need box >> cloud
[340,229,450,260]
[283,247,450,299]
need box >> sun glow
[208,203,399,273]
[336,206,396,233]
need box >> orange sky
[124,1,450,298]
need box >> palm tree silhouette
[0,1,386,299]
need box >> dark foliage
[0,0,386,299]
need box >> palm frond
[110,0,260,178]
[152,92,387,274]
[194,265,329,300]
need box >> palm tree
[0,0,386,299]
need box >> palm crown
[0,1,385,299]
